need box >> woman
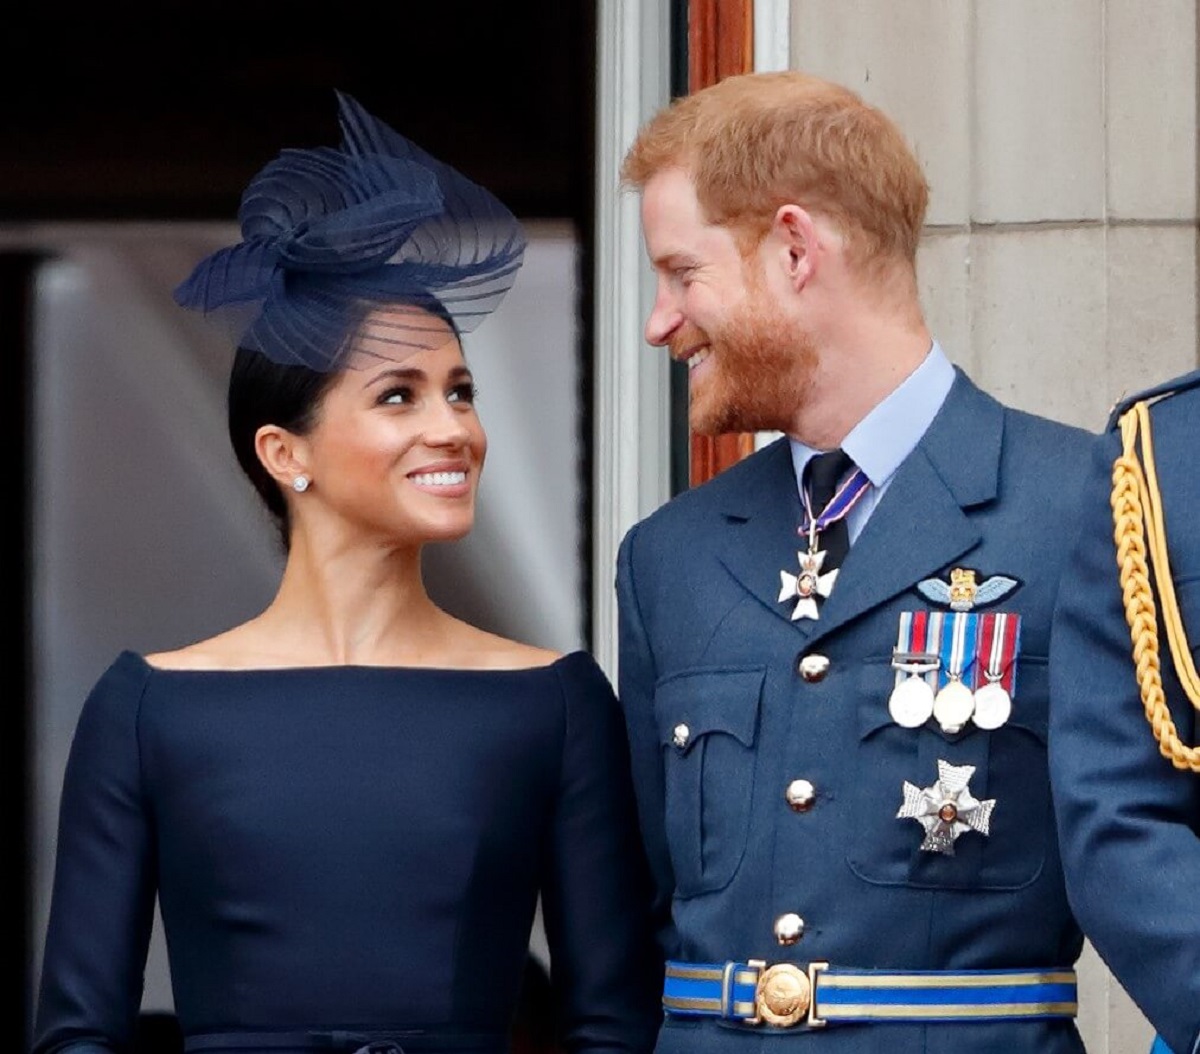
[31,93,662,1054]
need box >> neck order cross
[778,449,870,621]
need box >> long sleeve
[32,655,158,1054]
[1048,431,1200,1054]
[540,654,664,1053]
[614,526,677,959]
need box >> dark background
[1,2,595,221]
[4,3,596,1049]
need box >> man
[1049,370,1200,1054]
[615,70,1092,1052]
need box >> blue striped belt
[664,959,1078,1029]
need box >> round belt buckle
[755,963,811,1027]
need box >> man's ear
[255,425,310,491]
[770,204,824,292]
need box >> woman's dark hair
[227,346,339,551]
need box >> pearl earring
[292,476,310,493]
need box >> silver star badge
[778,548,839,621]
[897,759,996,855]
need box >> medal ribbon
[893,610,943,692]
[975,611,1021,694]
[799,467,872,537]
[895,610,915,654]
[938,612,978,689]
[894,611,914,691]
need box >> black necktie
[803,448,855,573]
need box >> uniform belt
[664,960,1078,1029]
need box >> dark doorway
[2,3,595,222]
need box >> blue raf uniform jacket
[1049,369,1200,1054]
[616,369,1091,1054]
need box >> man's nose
[644,285,683,347]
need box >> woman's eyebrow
[365,367,425,388]
[364,365,473,388]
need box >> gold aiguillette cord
[1111,400,1200,772]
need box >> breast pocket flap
[654,667,765,753]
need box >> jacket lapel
[713,371,1005,642]
[810,371,1003,641]
[714,439,808,624]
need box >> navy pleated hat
[174,91,527,370]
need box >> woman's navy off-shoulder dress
[32,650,662,1054]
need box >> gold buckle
[746,959,829,1028]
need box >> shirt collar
[789,340,956,490]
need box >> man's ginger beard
[675,278,816,436]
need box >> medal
[934,612,978,733]
[890,673,936,728]
[779,547,838,621]
[889,645,939,728]
[888,612,942,728]
[778,465,871,621]
[971,611,1021,730]
[972,679,1012,730]
[897,759,997,855]
[933,678,975,733]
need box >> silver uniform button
[798,654,831,682]
[785,779,816,812]
[774,912,806,945]
[672,723,690,749]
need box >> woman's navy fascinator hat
[174,91,527,371]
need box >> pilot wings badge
[916,567,1019,612]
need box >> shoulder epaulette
[1106,367,1200,431]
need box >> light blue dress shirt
[789,340,956,543]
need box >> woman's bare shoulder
[143,624,271,670]
[457,625,563,670]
